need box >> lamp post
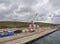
[31,12,37,29]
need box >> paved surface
[0,27,57,44]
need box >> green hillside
[0,21,57,28]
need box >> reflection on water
[31,31,60,44]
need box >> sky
[0,0,60,24]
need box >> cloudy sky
[0,0,60,24]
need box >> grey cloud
[50,0,60,9]
[0,0,60,24]
[52,17,60,24]
[21,0,37,6]
[0,0,13,6]
[16,7,33,14]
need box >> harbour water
[30,30,60,44]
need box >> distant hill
[0,21,58,28]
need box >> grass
[0,21,58,29]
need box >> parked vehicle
[0,31,14,37]
[14,30,22,34]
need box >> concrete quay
[0,28,57,44]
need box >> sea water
[30,31,60,44]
